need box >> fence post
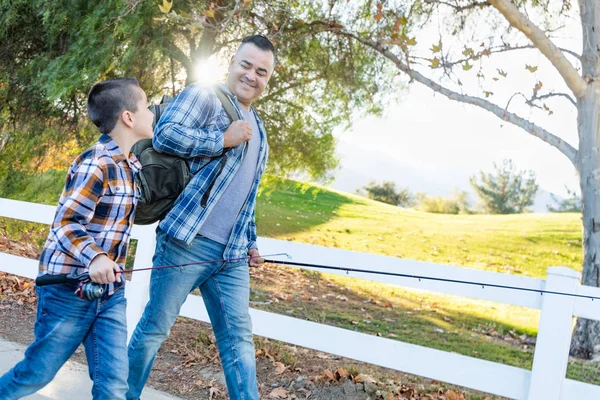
[527,266,580,400]
[125,225,156,342]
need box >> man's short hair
[87,78,141,134]
[241,35,276,57]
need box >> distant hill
[329,140,564,213]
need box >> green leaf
[462,61,473,71]
[429,57,440,68]
[431,43,441,53]
[497,69,507,77]
[405,37,417,46]
[158,0,173,14]
[462,47,474,57]
[525,64,538,73]
[533,81,543,96]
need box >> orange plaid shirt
[38,134,141,291]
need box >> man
[127,35,275,400]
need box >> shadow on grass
[256,176,359,237]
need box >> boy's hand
[223,121,252,148]
[248,248,264,268]
[89,254,121,284]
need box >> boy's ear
[120,110,135,129]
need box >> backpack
[131,85,240,225]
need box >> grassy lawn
[1,173,597,388]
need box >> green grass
[256,178,582,279]
[1,173,596,389]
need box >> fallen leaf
[353,374,377,384]
[445,390,465,400]
[209,386,221,400]
[269,387,289,398]
[323,369,336,381]
[273,362,287,375]
[336,368,349,379]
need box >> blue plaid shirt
[153,83,268,259]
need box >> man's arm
[247,210,264,267]
[247,209,258,251]
[153,85,225,158]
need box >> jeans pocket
[152,229,169,266]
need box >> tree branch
[342,32,579,165]
[489,0,587,97]
[422,44,581,70]
[528,92,577,107]
[260,74,324,103]
[424,0,491,12]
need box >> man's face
[227,43,274,109]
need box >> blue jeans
[127,229,258,400]
[0,283,128,399]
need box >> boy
[0,78,154,399]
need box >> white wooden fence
[1,197,599,399]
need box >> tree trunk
[570,81,600,359]
[570,0,600,359]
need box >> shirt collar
[99,133,141,171]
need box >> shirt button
[115,187,121,191]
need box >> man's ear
[120,110,134,129]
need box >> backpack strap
[213,85,240,123]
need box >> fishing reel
[75,280,105,301]
[35,273,105,301]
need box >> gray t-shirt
[198,107,261,245]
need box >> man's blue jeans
[127,229,258,400]
[0,283,128,399]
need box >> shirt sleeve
[49,157,107,268]
[153,84,225,158]
[247,209,258,250]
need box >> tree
[470,159,538,214]
[0,0,391,185]
[548,187,582,213]
[416,190,472,214]
[361,180,414,207]
[304,0,599,358]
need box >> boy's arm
[50,158,107,269]
[153,85,225,158]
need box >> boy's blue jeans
[127,229,258,400]
[0,283,128,399]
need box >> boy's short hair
[241,35,276,57]
[87,78,141,134]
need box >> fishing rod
[264,258,600,302]
[35,253,291,300]
[34,252,598,303]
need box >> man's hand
[248,248,264,268]
[89,254,121,284]
[223,120,252,148]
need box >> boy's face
[131,88,154,139]
[226,43,274,109]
